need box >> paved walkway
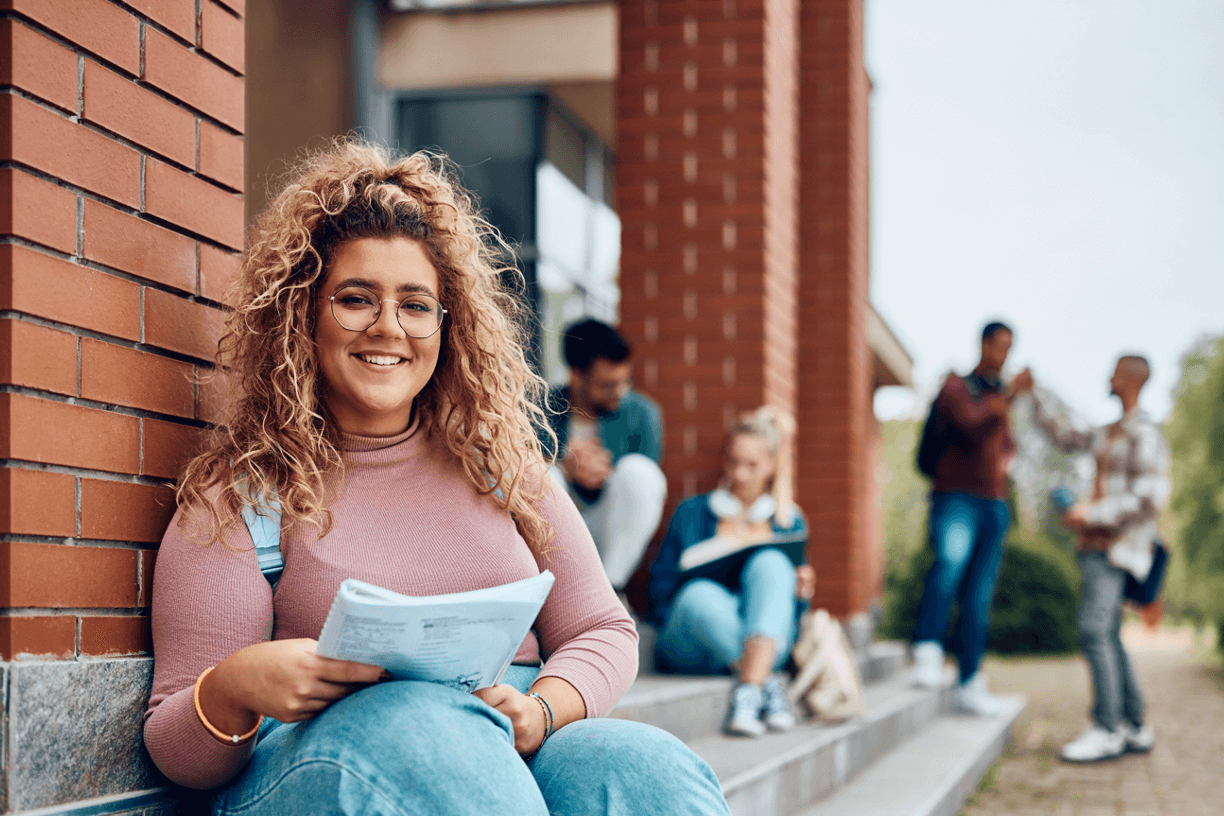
[960,624,1224,816]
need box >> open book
[678,531,808,580]
[315,571,555,693]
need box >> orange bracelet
[193,665,263,746]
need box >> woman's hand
[472,684,547,755]
[199,638,387,735]
[795,565,816,600]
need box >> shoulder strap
[241,495,284,588]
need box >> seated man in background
[545,319,667,592]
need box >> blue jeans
[1077,551,1145,732]
[212,666,729,815]
[656,548,797,674]
[913,491,1010,683]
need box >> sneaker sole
[1125,742,1154,754]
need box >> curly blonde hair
[178,139,555,554]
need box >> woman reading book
[142,141,728,815]
[647,407,814,737]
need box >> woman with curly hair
[648,407,814,738]
[142,140,728,815]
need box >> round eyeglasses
[327,286,447,338]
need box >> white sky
[865,0,1224,424]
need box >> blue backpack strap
[240,495,284,588]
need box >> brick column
[0,1,244,811]
[617,0,800,507]
[796,0,874,616]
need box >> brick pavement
[959,623,1224,816]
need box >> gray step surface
[689,670,960,816]
[611,639,908,744]
[797,696,1026,816]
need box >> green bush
[880,526,1081,655]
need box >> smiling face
[315,237,443,437]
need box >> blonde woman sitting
[647,407,814,737]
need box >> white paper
[315,571,554,692]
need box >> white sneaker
[725,684,766,737]
[1124,723,1155,753]
[761,677,796,732]
[956,672,1003,716]
[911,641,945,689]
[1060,725,1127,762]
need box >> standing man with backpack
[911,321,1017,715]
[1011,356,1169,762]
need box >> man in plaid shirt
[1013,355,1171,763]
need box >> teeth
[359,354,402,367]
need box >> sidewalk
[959,623,1224,816]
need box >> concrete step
[689,670,960,816]
[612,638,908,744]
[797,696,1026,816]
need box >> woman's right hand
[198,638,387,735]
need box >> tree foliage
[1165,336,1224,632]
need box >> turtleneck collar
[341,410,422,453]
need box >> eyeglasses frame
[325,286,448,339]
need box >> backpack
[915,375,983,478]
[241,496,284,588]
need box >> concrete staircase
[611,635,1025,816]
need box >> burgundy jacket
[931,372,1014,500]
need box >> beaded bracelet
[193,666,264,746]
[528,691,554,746]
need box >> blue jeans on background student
[913,491,1010,683]
[656,548,798,674]
[211,666,729,816]
[1077,551,1145,732]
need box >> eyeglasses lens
[330,286,444,338]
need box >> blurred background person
[1013,355,1170,762]
[544,319,667,593]
[911,322,1017,715]
[647,407,814,737]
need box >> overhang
[867,304,913,388]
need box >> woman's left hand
[472,684,547,755]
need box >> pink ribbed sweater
[143,423,639,790]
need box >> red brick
[0,468,76,537]
[139,549,156,607]
[144,288,224,361]
[80,340,196,418]
[124,0,196,42]
[142,418,204,480]
[0,540,140,607]
[82,60,196,167]
[0,19,78,111]
[196,366,229,424]
[0,319,77,396]
[0,392,141,474]
[79,615,151,656]
[198,120,244,191]
[82,201,196,292]
[0,168,77,254]
[145,158,245,250]
[199,243,242,301]
[2,0,140,74]
[200,0,245,74]
[0,244,142,341]
[0,94,141,208]
[80,479,175,542]
[213,0,245,15]
[0,616,77,660]
[142,28,244,131]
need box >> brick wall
[617,0,800,512]
[796,0,874,616]
[0,1,244,811]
